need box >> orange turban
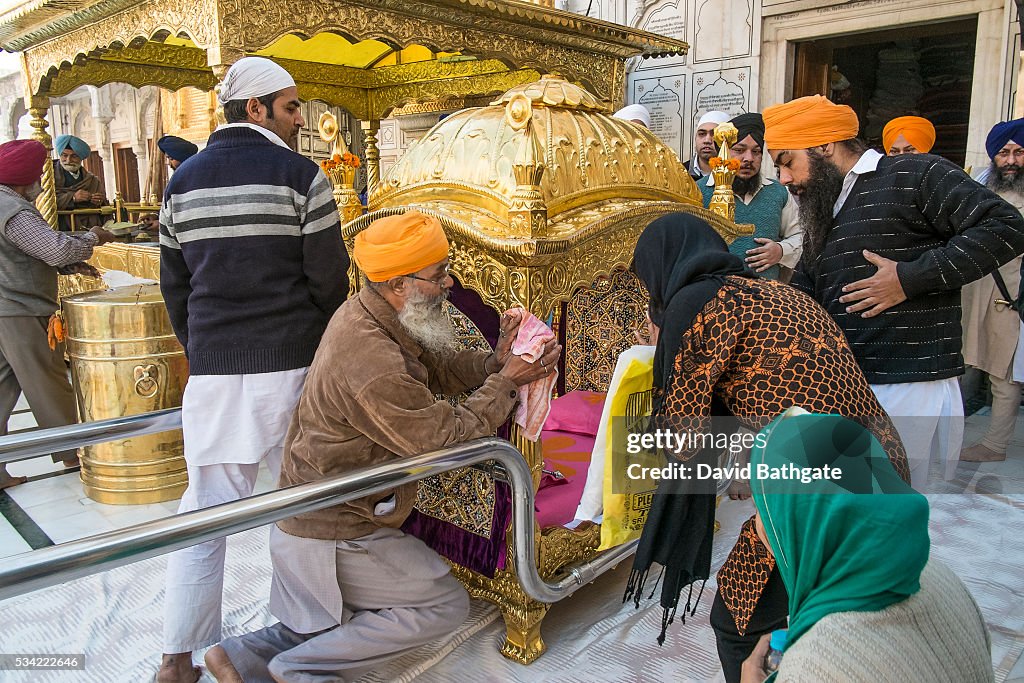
[354,210,450,282]
[763,95,860,151]
[882,116,935,154]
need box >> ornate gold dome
[371,75,702,238]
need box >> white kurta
[163,368,307,653]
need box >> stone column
[27,97,58,229]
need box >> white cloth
[1014,321,1024,382]
[217,56,295,105]
[214,122,290,150]
[163,459,272,652]
[614,104,652,128]
[697,110,731,128]
[834,149,883,216]
[870,378,964,491]
[162,368,306,652]
[180,369,307,466]
[573,345,655,524]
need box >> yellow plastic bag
[598,355,658,550]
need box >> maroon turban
[0,140,47,187]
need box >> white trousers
[162,369,306,653]
[870,378,965,491]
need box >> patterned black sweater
[792,154,1024,384]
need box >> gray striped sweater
[159,126,349,375]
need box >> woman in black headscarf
[627,211,910,682]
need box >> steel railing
[0,413,637,604]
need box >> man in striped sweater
[763,95,1024,492]
[157,57,349,683]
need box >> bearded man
[204,210,560,683]
[959,119,1024,463]
[684,110,730,180]
[698,112,802,280]
[0,140,113,490]
[52,134,107,230]
[763,95,1024,491]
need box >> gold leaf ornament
[506,93,533,131]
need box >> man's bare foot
[156,653,200,683]
[0,472,26,490]
[727,479,751,500]
[960,443,1006,463]
[205,645,243,683]
[61,456,80,469]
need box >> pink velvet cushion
[537,429,595,528]
[542,390,606,437]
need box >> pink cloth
[509,309,557,441]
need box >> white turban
[217,57,296,105]
[614,104,652,129]
[697,110,731,128]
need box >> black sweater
[159,127,349,375]
[792,154,1024,384]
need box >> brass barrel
[63,284,189,504]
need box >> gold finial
[708,122,739,223]
[317,111,349,158]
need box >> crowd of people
[0,52,1019,682]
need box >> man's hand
[745,238,784,273]
[498,342,561,387]
[90,226,116,245]
[89,193,105,207]
[57,262,102,278]
[839,250,908,318]
[740,634,772,683]
[485,309,524,374]
[73,189,91,203]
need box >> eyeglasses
[404,267,451,288]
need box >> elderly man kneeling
[205,210,560,683]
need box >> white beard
[60,161,82,176]
[397,288,456,355]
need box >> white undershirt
[833,149,883,216]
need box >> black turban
[730,112,765,148]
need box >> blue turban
[54,134,90,160]
[985,118,1024,159]
[157,135,199,163]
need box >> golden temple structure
[0,0,754,667]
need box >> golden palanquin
[344,76,750,662]
[0,0,689,230]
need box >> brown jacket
[277,285,519,540]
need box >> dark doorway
[793,18,977,166]
[83,150,106,190]
[114,145,141,203]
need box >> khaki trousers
[981,373,1022,455]
[0,316,77,462]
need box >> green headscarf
[750,409,931,652]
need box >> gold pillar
[360,120,381,201]
[27,96,57,229]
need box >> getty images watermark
[624,428,844,484]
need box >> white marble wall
[575,0,1019,170]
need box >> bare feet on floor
[960,443,1006,463]
[62,456,80,469]
[0,466,26,490]
[156,653,200,683]
[204,645,243,683]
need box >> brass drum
[63,284,189,504]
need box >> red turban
[882,116,936,154]
[763,95,860,151]
[354,210,450,282]
[0,140,47,187]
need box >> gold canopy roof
[351,76,750,318]
[1,0,688,121]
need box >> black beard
[794,151,846,268]
[732,174,760,197]
[986,162,1024,195]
